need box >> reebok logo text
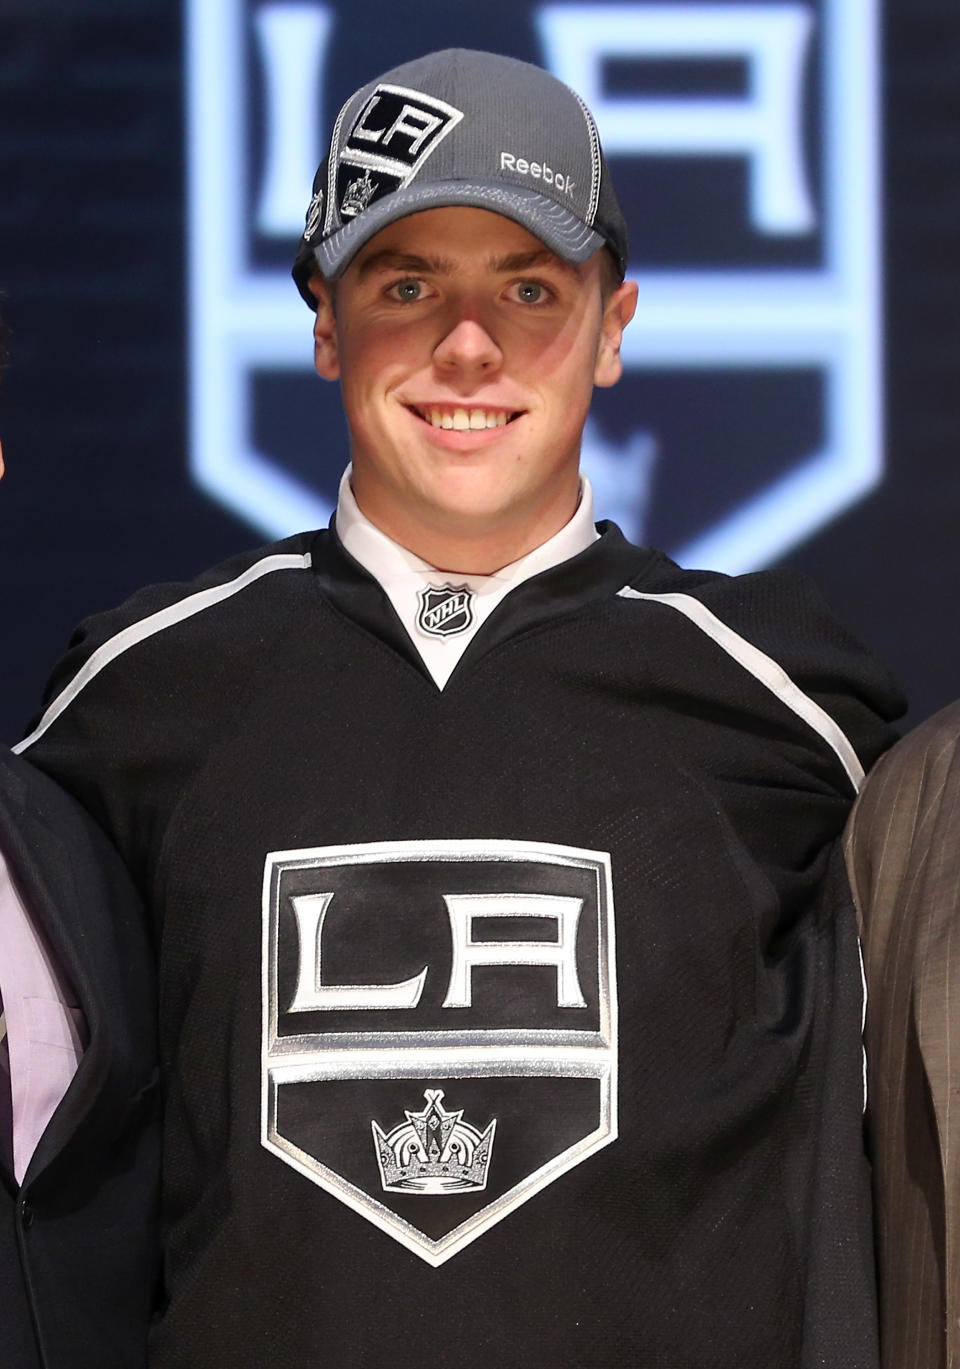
[500,152,575,197]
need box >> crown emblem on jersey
[340,168,377,218]
[372,1089,496,1194]
[416,583,475,639]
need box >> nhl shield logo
[261,839,617,1265]
[416,583,475,638]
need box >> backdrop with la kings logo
[0,0,957,737]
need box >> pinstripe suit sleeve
[845,700,960,1369]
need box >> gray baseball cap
[292,48,628,307]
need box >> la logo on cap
[336,84,464,219]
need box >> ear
[594,280,638,389]
[308,275,340,381]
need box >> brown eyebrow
[489,248,580,278]
[353,246,580,281]
[354,250,456,279]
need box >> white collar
[335,467,598,589]
[335,467,599,689]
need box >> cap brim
[296,180,604,301]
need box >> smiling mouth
[406,404,523,432]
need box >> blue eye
[516,281,544,303]
[392,279,423,301]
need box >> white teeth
[422,407,512,430]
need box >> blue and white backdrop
[0,0,957,737]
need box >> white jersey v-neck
[335,468,599,689]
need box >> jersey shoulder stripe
[617,585,865,792]
[15,551,313,756]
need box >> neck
[388,521,572,576]
[349,483,582,575]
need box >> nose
[433,315,503,377]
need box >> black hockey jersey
[18,525,903,1369]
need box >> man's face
[310,207,636,567]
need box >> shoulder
[17,532,318,756]
[862,698,960,792]
[81,530,312,636]
[0,748,149,1004]
[64,530,315,656]
[618,547,905,785]
[848,699,960,859]
[0,745,133,878]
[845,704,960,966]
[0,744,93,838]
[622,555,897,698]
[624,550,876,659]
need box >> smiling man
[16,49,904,1369]
[307,208,632,574]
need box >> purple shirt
[0,849,84,1183]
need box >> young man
[17,50,901,1368]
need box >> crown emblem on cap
[340,168,377,218]
[303,188,324,241]
[372,1089,496,1194]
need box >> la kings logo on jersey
[261,839,617,1265]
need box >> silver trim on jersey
[14,552,313,756]
[616,586,865,791]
